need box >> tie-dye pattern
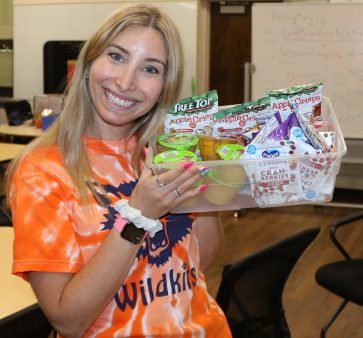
[11,136,231,337]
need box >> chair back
[3,100,32,126]
[314,211,363,337]
[0,304,53,338]
[216,227,320,338]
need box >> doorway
[209,1,281,106]
[209,2,252,106]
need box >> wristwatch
[114,216,146,244]
[121,222,146,244]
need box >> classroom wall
[13,0,207,101]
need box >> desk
[0,227,37,320]
[0,124,41,138]
[0,142,25,162]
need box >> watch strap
[113,215,146,244]
[113,215,127,233]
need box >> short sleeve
[10,150,83,280]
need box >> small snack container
[148,97,346,213]
[198,134,239,161]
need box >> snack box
[148,97,347,213]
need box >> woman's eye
[109,52,124,63]
[143,65,160,74]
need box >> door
[209,1,282,106]
[209,2,252,106]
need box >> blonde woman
[6,4,231,337]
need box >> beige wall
[13,0,192,4]
[13,1,210,99]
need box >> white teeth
[106,90,135,108]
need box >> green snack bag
[266,82,323,127]
[213,96,270,144]
[164,90,218,135]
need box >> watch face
[121,222,146,244]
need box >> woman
[6,4,231,337]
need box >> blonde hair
[6,3,184,204]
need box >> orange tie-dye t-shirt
[10,136,231,338]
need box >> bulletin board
[251,3,363,139]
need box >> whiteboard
[13,1,197,101]
[251,3,363,139]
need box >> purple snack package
[266,112,300,142]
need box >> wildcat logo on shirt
[99,181,198,310]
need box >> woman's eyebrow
[146,57,166,69]
[108,43,166,69]
[109,43,129,55]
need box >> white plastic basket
[148,97,347,213]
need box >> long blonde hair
[6,3,184,204]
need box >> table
[0,227,37,320]
[0,142,25,162]
[0,124,41,138]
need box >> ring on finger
[156,175,166,187]
[174,187,182,198]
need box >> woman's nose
[115,66,137,92]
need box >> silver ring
[156,176,166,187]
[174,187,182,198]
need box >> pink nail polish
[199,184,208,192]
[183,162,194,169]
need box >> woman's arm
[195,212,224,272]
[26,163,208,337]
[28,229,139,338]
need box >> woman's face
[88,25,167,139]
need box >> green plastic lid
[157,132,199,150]
[154,149,198,164]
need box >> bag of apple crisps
[212,96,269,145]
[266,82,323,128]
[164,90,218,135]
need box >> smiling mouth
[106,90,136,108]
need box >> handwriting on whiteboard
[252,4,363,138]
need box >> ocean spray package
[242,141,302,206]
[164,90,218,135]
[266,82,323,127]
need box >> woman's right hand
[128,162,209,219]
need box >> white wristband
[113,200,163,238]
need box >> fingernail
[183,162,194,169]
[199,184,208,192]
[199,166,209,176]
